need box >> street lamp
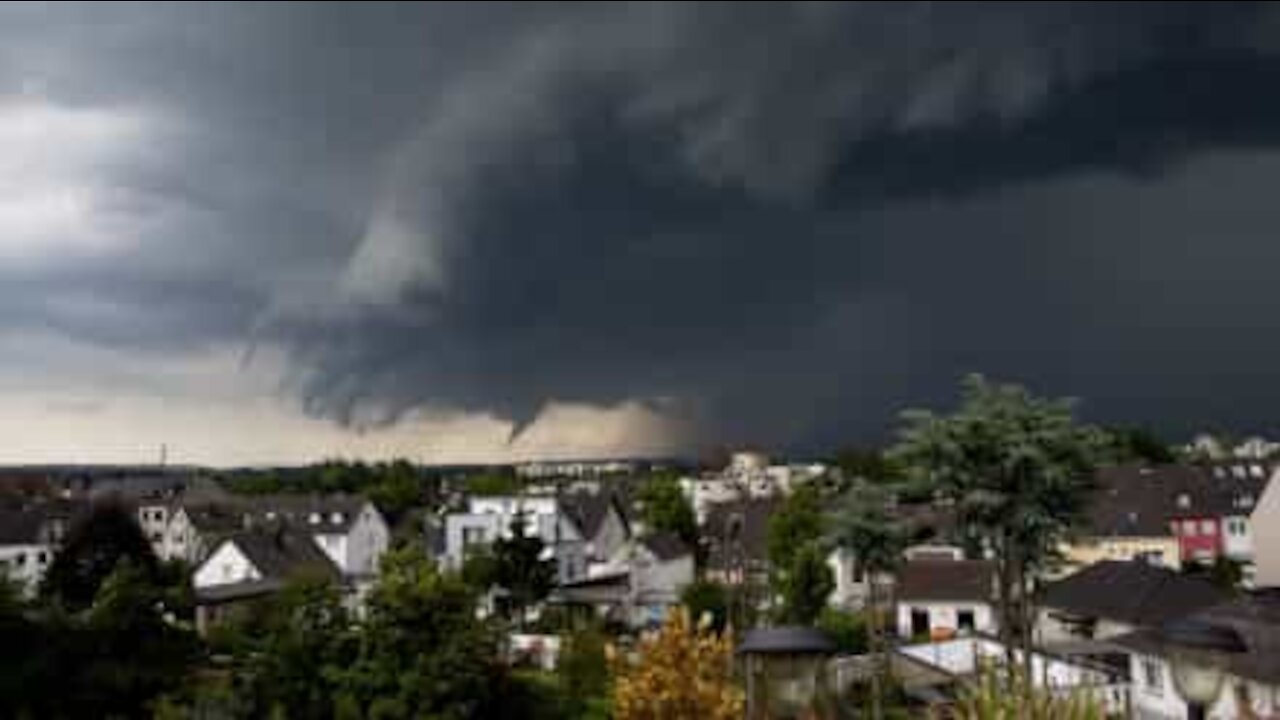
[738,626,837,720]
[1160,618,1248,720]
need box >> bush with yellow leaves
[610,607,745,720]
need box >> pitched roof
[181,503,245,536]
[241,494,369,533]
[226,524,341,583]
[0,508,48,545]
[1084,463,1268,538]
[702,497,782,570]
[640,532,692,562]
[896,559,995,603]
[561,490,624,540]
[1115,590,1280,684]
[1040,560,1230,627]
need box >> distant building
[239,495,390,579]
[0,508,57,595]
[552,531,694,629]
[443,493,592,583]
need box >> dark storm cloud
[7,2,1280,452]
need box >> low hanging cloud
[4,3,1280,458]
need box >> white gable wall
[1250,471,1280,587]
[194,541,261,589]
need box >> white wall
[1222,513,1254,560]
[1129,652,1280,720]
[194,541,260,588]
[630,546,695,628]
[343,503,389,576]
[896,601,995,639]
[0,543,53,594]
[1252,470,1280,587]
[828,547,868,609]
[444,498,586,582]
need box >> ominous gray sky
[3,2,1280,465]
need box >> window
[309,512,321,525]
[14,553,25,567]
[37,551,47,565]
[462,527,487,547]
[1177,494,1191,509]
[1183,520,1198,536]
[1202,520,1216,535]
[957,609,976,632]
[1142,658,1164,696]
[330,512,344,525]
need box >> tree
[1102,425,1175,464]
[767,485,832,623]
[834,447,902,486]
[240,575,354,719]
[41,501,159,611]
[829,484,907,720]
[489,511,556,626]
[557,623,611,717]
[681,578,730,632]
[610,608,744,720]
[340,546,500,719]
[892,375,1103,676]
[467,471,521,497]
[775,543,834,625]
[637,474,699,552]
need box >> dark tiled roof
[561,491,624,540]
[1084,463,1267,538]
[182,503,245,536]
[0,508,48,545]
[1040,560,1230,627]
[896,560,994,603]
[242,494,368,533]
[702,497,781,570]
[226,525,341,583]
[1115,591,1280,684]
[640,532,692,562]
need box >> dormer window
[1251,465,1264,478]
[309,512,321,525]
[330,512,344,525]
[1214,467,1226,478]
[1177,494,1191,509]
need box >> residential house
[895,559,997,640]
[192,524,343,633]
[162,503,245,565]
[681,452,827,522]
[442,494,588,583]
[242,495,390,579]
[891,636,1129,715]
[0,507,57,594]
[1036,560,1230,645]
[1063,465,1186,573]
[560,490,631,570]
[1249,468,1280,588]
[553,531,695,629]
[1117,591,1280,719]
[701,497,779,588]
[82,473,231,558]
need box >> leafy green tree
[892,375,1103,674]
[80,559,200,718]
[340,546,500,719]
[766,485,825,572]
[467,472,521,497]
[557,624,611,717]
[767,485,832,623]
[241,575,354,719]
[366,460,426,523]
[830,484,908,720]
[1102,425,1175,464]
[681,578,730,632]
[637,474,699,552]
[41,501,159,611]
[775,543,834,625]
[817,608,869,654]
[834,448,902,486]
[489,512,556,626]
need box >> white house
[193,524,344,633]
[1117,594,1280,719]
[1249,469,1280,589]
[443,494,588,582]
[0,509,56,595]
[241,495,390,578]
[161,503,244,565]
[553,532,695,629]
[1035,560,1230,645]
[895,559,997,640]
